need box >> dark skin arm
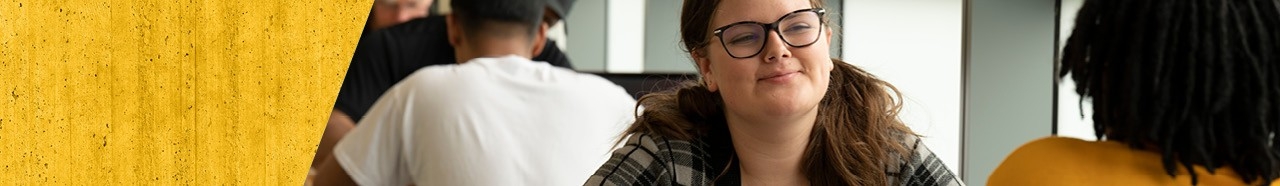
[309,109,358,186]
[313,153,358,186]
[312,109,357,169]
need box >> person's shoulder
[403,63,467,81]
[890,134,964,186]
[1019,136,1137,160]
[572,72,637,109]
[387,63,480,97]
[534,66,622,91]
[609,133,699,167]
[1013,136,1097,154]
[522,61,632,100]
[612,132,711,166]
[587,132,712,185]
[988,136,1116,185]
[624,132,698,151]
[1002,136,1101,163]
[568,72,628,93]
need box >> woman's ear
[825,27,836,73]
[825,26,833,44]
[693,50,718,92]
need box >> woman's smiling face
[695,0,834,121]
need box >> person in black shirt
[335,16,573,124]
[367,0,434,31]
[311,0,577,170]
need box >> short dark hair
[1062,0,1280,184]
[450,0,545,40]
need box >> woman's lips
[759,71,800,83]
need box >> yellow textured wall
[0,0,368,184]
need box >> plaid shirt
[585,133,964,186]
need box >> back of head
[1062,0,1280,183]
[450,0,545,41]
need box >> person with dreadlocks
[989,0,1280,185]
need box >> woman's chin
[757,100,819,119]
[725,86,822,119]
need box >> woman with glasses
[584,0,961,185]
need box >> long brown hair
[619,0,915,185]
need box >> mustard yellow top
[989,137,1279,186]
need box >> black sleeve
[386,16,456,82]
[334,29,397,122]
[534,40,575,70]
[334,16,453,122]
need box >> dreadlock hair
[1061,0,1280,184]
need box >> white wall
[605,0,647,73]
[1056,0,1095,141]
[844,0,965,175]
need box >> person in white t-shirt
[312,0,636,185]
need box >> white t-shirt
[333,56,637,185]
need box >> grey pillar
[962,0,1057,185]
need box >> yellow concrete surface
[0,0,368,184]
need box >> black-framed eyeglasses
[713,8,825,59]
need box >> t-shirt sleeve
[332,84,411,186]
